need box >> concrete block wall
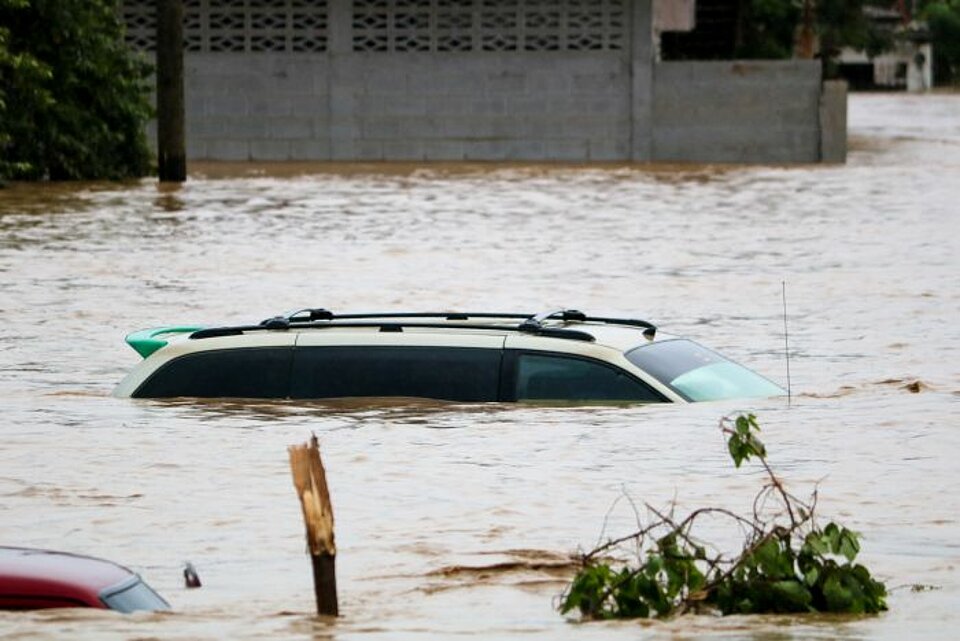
[185,54,332,161]
[184,52,631,162]
[340,53,631,161]
[171,1,844,164]
[651,60,824,163]
[181,0,637,162]
[819,80,848,164]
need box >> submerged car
[114,309,784,404]
[0,547,170,612]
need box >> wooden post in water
[288,435,338,616]
[156,0,186,182]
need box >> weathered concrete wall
[651,60,824,163]
[185,55,834,164]
[332,53,631,161]
[185,52,631,161]
[148,0,843,164]
[184,54,330,160]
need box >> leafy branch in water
[559,414,887,619]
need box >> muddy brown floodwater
[1,93,958,640]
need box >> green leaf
[645,554,663,576]
[824,523,842,554]
[728,437,745,467]
[772,580,813,609]
[560,563,615,616]
[754,539,782,576]
[838,528,861,562]
[803,531,830,556]
[687,563,706,592]
[726,413,766,467]
[664,565,681,597]
[823,573,854,611]
[745,432,767,459]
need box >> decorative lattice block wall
[352,0,627,52]
[122,0,329,53]
[121,0,625,54]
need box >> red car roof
[0,547,134,608]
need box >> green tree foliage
[921,1,960,83]
[817,0,893,59]
[559,414,888,619]
[733,0,893,65]
[735,0,801,59]
[0,0,152,180]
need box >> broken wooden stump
[288,434,338,616]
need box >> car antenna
[782,280,792,407]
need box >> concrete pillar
[327,0,352,54]
[819,80,847,164]
[327,0,358,159]
[630,0,654,161]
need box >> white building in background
[840,34,933,92]
[836,5,933,92]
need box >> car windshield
[625,339,784,402]
[99,578,170,613]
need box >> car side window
[100,578,170,613]
[515,352,665,402]
[290,346,501,402]
[133,348,293,398]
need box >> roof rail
[192,320,596,342]
[280,309,533,323]
[189,309,656,342]
[274,308,656,335]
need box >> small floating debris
[876,379,930,394]
[902,380,928,394]
[183,561,202,588]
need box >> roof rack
[278,308,656,334]
[190,309,656,342]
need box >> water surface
[0,93,958,640]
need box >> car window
[514,353,665,402]
[290,346,501,401]
[626,339,784,402]
[99,578,170,613]
[133,347,293,398]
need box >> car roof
[0,547,135,605]
[127,309,674,358]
